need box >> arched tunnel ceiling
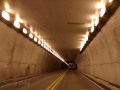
[6,0,100,61]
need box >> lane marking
[49,73,65,90]
[0,71,59,87]
[46,70,68,90]
[81,73,105,90]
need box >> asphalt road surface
[0,70,105,90]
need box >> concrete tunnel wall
[0,21,62,81]
[75,6,120,86]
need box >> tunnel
[0,0,120,90]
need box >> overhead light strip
[0,1,68,65]
[80,0,120,54]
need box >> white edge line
[81,73,105,90]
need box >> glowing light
[80,44,84,51]
[80,43,84,46]
[29,33,33,39]
[38,40,41,45]
[34,32,37,36]
[82,32,89,43]
[109,0,113,3]
[100,4,106,17]
[38,35,41,40]
[85,35,88,41]
[4,3,10,10]
[91,24,94,33]
[41,38,44,47]
[43,43,46,48]
[1,11,10,21]
[41,42,44,47]
[22,28,27,34]
[2,2,68,66]
[30,27,34,33]
[80,42,85,46]
[4,2,11,12]
[34,37,37,42]
[81,39,86,45]
[16,15,23,23]
[80,45,84,49]
[94,15,99,26]
[86,31,89,37]
[86,23,92,27]
[97,3,103,9]
[80,41,85,51]
[14,21,20,29]
[79,42,85,51]
[80,48,83,51]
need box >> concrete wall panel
[0,21,62,81]
[76,7,120,86]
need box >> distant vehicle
[68,62,77,70]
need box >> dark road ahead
[0,70,104,90]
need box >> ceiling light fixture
[94,15,99,26]
[97,3,103,9]
[29,33,33,39]
[34,32,37,36]
[38,35,41,40]
[34,37,37,42]
[22,28,27,34]
[30,27,34,33]
[41,42,44,47]
[0,2,68,65]
[1,11,10,21]
[13,21,20,29]
[38,40,41,45]
[91,24,95,33]
[81,40,86,45]
[80,46,84,51]
[79,0,119,55]
[100,4,106,17]
[85,35,88,42]
[4,3,10,10]
[16,15,23,23]
[79,42,85,51]
[109,0,113,3]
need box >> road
[0,70,104,90]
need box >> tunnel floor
[0,70,104,90]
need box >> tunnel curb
[79,71,120,90]
[0,71,59,87]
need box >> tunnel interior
[0,0,120,90]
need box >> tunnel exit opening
[61,61,77,70]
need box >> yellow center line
[46,70,68,90]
